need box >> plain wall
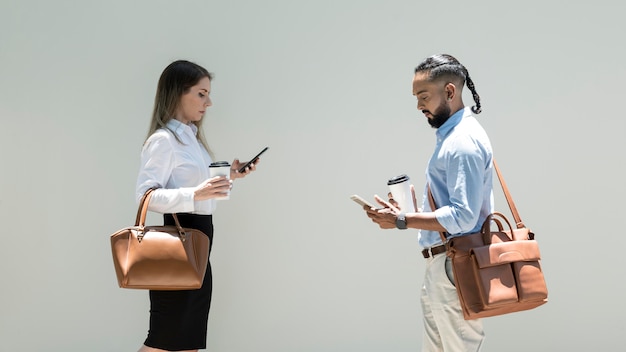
[1,0,625,351]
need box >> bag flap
[471,240,541,268]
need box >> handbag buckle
[135,228,146,243]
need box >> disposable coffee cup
[387,174,416,212]
[209,161,231,200]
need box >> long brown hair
[146,60,214,158]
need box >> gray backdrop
[1,0,624,351]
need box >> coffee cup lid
[209,161,230,167]
[387,174,410,185]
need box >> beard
[425,101,451,129]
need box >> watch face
[396,214,407,229]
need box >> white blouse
[135,119,216,215]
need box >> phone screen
[238,147,269,173]
[350,195,375,208]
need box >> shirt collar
[435,106,473,139]
[166,119,198,137]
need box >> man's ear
[445,82,457,101]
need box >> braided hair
[414,54,482,114]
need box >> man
[363,54,493,351]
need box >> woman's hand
[193,176,232,200]
[230,158,258,179]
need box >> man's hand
[365,194,401,229]
[387,184,419,212]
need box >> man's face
[412,72,451,129]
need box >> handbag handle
[135,188,155,226]
[427,159,524,243]
[481,212,514,244]
[134,188,186,237]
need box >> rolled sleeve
[434,144,486,235]
[434,205,477,235]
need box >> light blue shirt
[418,107,494,248]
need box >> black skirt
[143,213,214,351]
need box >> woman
[135,60,257,352]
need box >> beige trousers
[420,252,485,352]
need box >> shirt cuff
[434,206,462,235]
[179,187,196,213]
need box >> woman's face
[175,76,212,124]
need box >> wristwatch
[395,213,407,230]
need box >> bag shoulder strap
[492,160,525,228]
[427,158,525,243]
[427,184,448,243]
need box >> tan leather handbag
[429,160,548,319]
[110,189,210,290]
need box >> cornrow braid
[465,73,481,114]
[415,54,482,114]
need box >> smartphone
[350,194,375,209]
[238,147,269,173]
